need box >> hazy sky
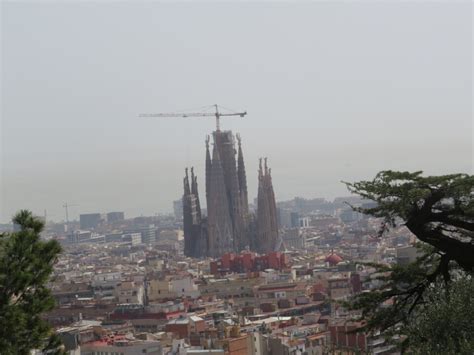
[1,1,472,223]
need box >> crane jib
[138,105,247,130]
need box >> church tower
[206,141,234,257]
[237,134,250,249]
[182,125,278,258]
[256,158,279,253]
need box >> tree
[404,276,474,354]
[345,171,473,272]
[343,171,474,351]
[0,210,63,354]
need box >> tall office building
[80,213,102,230]
[173,199,183,220]
[107,212,125,223]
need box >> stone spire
[182,168,193,257]
[237,134,249,215]
[256,158,279,254]
[183,166,206,258]
[212,130,244,252]
[206,142,234,257]
[191,167,201,220]
[237,134,250,249]
[184,167,191,195]
[205,135,211,207]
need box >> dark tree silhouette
[344,171,474,351]
[0,210,63,354]
[345,171,473,272]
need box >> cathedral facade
[182,129,278,258]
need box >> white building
[91,272,122,299]
[170,277,200,299]
[122,232,143,246]
[169,339,224,355]
[81,339,162,355]
[116,281,145,304]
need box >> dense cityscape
[1,124,420,355]
[2,2,472,354]
[2,196,419,355]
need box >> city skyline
[1,2,472,353]
[2,2,472,223]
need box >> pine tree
[0,210,63,354]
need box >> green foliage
[344,171,474,352]
[347,250,433,320]
[344,171,474,271]
[404,276,474,354]
[0,210,63,355]
[348,255,474,353]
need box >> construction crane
[63,202,79,229]
[43,209,55,224]
[139,104,247,131]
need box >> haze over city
[2,2,472,223]
[1,1,473,354]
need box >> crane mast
[63,202,78,231]
[139,104,247,131]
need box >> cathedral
[182,128,279,258]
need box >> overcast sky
[1,1,472,223]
